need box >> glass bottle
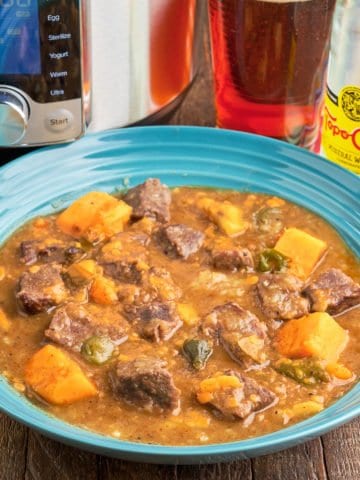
[321,0,360,174]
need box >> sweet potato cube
[67,259,99,282]
[25,345,97,405]
[94,201,132,238]
[56,192,132,242]
[276,312,348,363]
[56,192,117,237]
[90,275,118,305]
[197,197,248,236]
[275,228,327,279]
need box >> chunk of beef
[304,268,360,315]
[20,241,67,265]
[256,273,310,320]
[123,178,171,223]
[102,261,143,285]
[202,302,268,367]
[206,236,254,271]
[211,247,254,271]
[40,246,66,264]
[100,232,149,285]
[116,267,181,309]
[16,264,67,315]
[45,303,128,352]
[20,241,84,266]
[156,224,204,259]
[123,267,182,306]
[197,370,277,420]
[111,356,180,414]
[125,301,182,342]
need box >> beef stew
[0,179,358,446]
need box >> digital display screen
[0,0,41,75]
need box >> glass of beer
[208,0,336,151]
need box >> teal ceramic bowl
[0,126,359,464]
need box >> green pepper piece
[183,339,213,370]
[255,207,283,234]
[81,336,115,365]
[274,358,330,385]
[257,248,289,272]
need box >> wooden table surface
[1,20,359,480]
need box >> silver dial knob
[0,88,29,146]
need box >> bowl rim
[0,376,359,459]
[0,125,359,460]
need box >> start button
[45,109,74,132]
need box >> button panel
[0,0,82,105]
[0,1,84,145]
[39,0,81,103]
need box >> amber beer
[208,0,336,150]
[150,0,196,107]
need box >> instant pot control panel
[0,0,84,146]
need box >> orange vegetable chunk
[25,345,97,405]
[275,227,327,279]
[198,375,242,393]
[90,275,118,305]
[276,312,348,363]
[56,191,132,242]
[67,259,99,282]
[197,197,248,236]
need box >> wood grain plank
[252,438,328,480]
[98,457,252,480]
[25,431,97,480]
[0,412,28,480]
[174,460,252,480]
[98,458,170,480]
[322,419,360,480]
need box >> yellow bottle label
[322,85,360,174]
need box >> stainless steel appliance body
[0,0,201,147]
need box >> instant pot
[0,0,202,147]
